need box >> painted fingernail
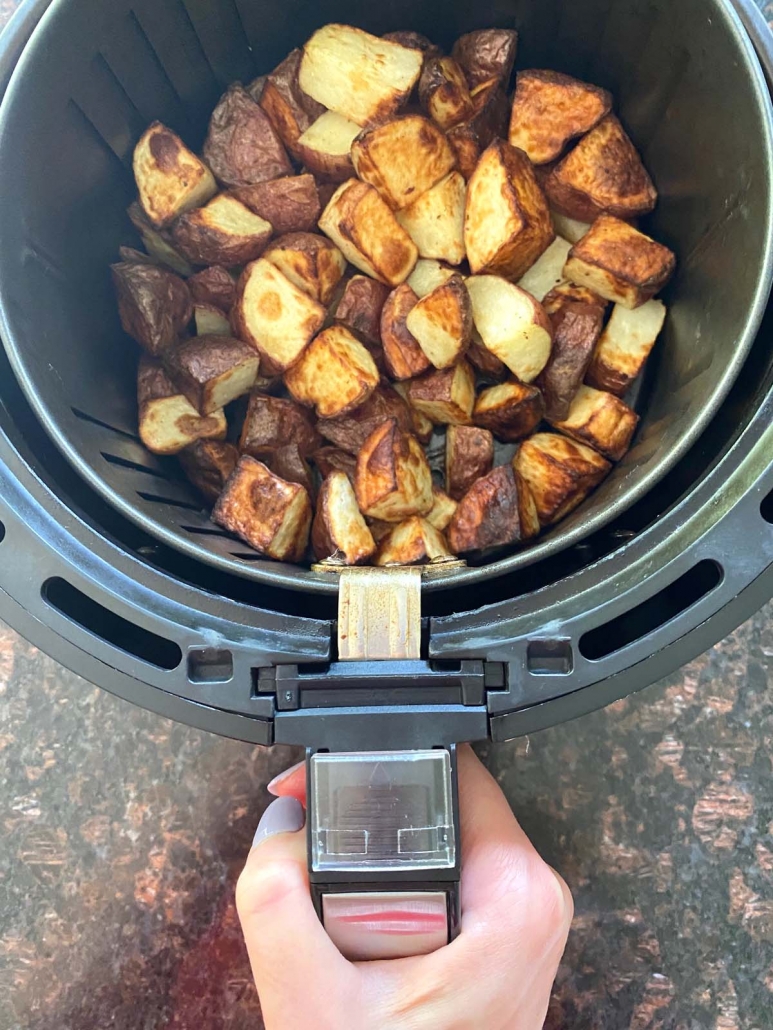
[252,796,305,847]
[267,759,305,796]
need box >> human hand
[236,745,572,1030]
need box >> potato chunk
[517,236,572,301]
[133,122,217,228]
[317,385,413,455]
[203,85,292,188]
[467,333,508,380]
[426,487,458,532]
[586,299,667,396]
[465,140,555,281]
[232,259,326,371]
[375,517,451,566]
[447,123,481,180]
[536,301,605,421]
[284,326,379,418]
[551,210,592,245]
[515,432,611,525]
[473,380,544,442]
[466,275,553,382]
[233,174,321,235]
[407,259,457,298]
[263,233,346,305]
[509,70,612,165]
[127,201,194,275]
[165,335,259,415]
[319,180,418,286]
[355,419,433,522]
[194,304,231,336]
[396,171,467,264]
[112,261,192,356]
[259,49,325,157]
[187,265,236,312]
[351,115,456,210]
[405,274,472,369]
[312,471,376,564]
[171,195,272,266]
[550,385,639,462]
[268,443,315,499]
[299,24,423,127]
[542,281,608,315]
[392,381,435,443]
[381,284,432,381]
[447,465,532,553]
[452,29,518,90]
[179,440,239,504]
[239,394,320,458]
[446,425,494,500]
[564,215,676,309]
[212,456,311,561]
[313,446,358,482]
[333,276,390,348]
[419,57,474,129]
[137,357,226,455]
[295,110,360,182]
[408,361,475,426]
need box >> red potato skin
[203,84,292,188]
[112,261,192,356]
[536,301,606,421]
[381,284,432,380]
[239,393,321,458]
[317,385,413,455]
[446,426,495,501]
[334,276,391,347]
[178,440,239,504]
[187,266,236,312]
[259,49,326,157]
[269,443,316,499]
[232,175,322,235]
[447,464,524,553]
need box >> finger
[267,759,306,804]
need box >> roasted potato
[312,471,376,563]
[586,299,667,395]
[268,443,316,498]
[335,275,391,348]
[137,357,226,455]
[312,446,358,482]
[382,30,438,53]
[408,360,475,425]
[452,29,518,90]
[447,123,481,180]
[164,335,259,415]
[233,174,321,235]
[232,258,326,371]
[212,456,311,561]
[542,281,608,316]
[446,425,494,500]
[392,381,435,443]
[466,275,553,382]
[509,70,612,165]
[545,114,657,222]
[119,246,156,266]
[187,265,236,312]
[419,56,474,130]
[396,171,466,265]
[465,139,555,280]
[179,440,239,504]
[171,195,273,267]
[239,393,320,458]
[551,209,591,245]
[375,517,451,566]
[203,84,292,188]
[355,419,434,521]
[127,201,194,275]
[259,49,326,157]
[426,487,458,531]
[248,75,267,103]
[468,80,510,144]
[517,236,572,302]
[317,384,413,455]
[351,115,456,210]
[194,303,232,336]
[299,24,423,127]
[112,261,192,356]
[406,259,457,298]
[515,432,611,525]
[263,232,346,305]
[319,180,418,286]
[467,332,508,380]
[564,215,676,309]
[473,380,545,441]
[285,325,380,418]
[381,284,432,381]
[405,274,472,369]
[295,110,360,182]
[133,123,217,228]
[536,301,605,421]
[447,464,531,553]
[550,384,639,462]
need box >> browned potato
[396,171,466,265]
[545,114,657,222]
[447,123,481,180]
[392,381,435,443]
[515,432,611,525]
[517,236,572,301]
[408,361,475,425]
[232,174,321,235]
[446,425,494,500]
[119,246,156,266]
[335,276,391,348]
[317,384,413,454]
[367,517,396,544]
[419,56,474,129]
[171,195,272,267]
[382,30,438,53]
[295,111,360,182]
[468,79,510,145]
[550,385,639,462]
[405,274,472,369]
[406,259,457,298]
[164,335,259,415]
[473,380,544,441]
[355,419,434,521]
[542,280,608,315]
[212,456,311,561]
[133,123,217,228]
[187,265,236,312]
[375,517,451,566]
[447,464,530,553]
[127,202,194,275]
[467,332,508,380]
[452,29,518,89]
[112,261,192,356]
[426,487,458,532]
[465,139,555,280]
[268,443,316,498]
[259,49,326,157]
[232,258,326,371]
[312,471,376,564]
[551,209,592,245]
[381,284,432,381]
[239,393,320,458]
[263,232,346,305]
[137,357,226,455]
[509,70,612,165]
[194,303,231,336]
[351,115,456,210]
[179,440,239,504]
[564,215,676,309]
[586,299,667,395]
[248,75,267,103]
[466,275,553,382]
[285,325,380,418]
[203,84,292,188]
[536,301,605,421]
[319,180,418,286]
[313,446,358,482]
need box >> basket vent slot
[72,407,140,442]
[188,648,233,683]
[527,640,573,675]
[0,518,5,544]
[760,487,773,524]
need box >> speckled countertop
[2,3,773,1029]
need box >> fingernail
[252,796,305,848]
[267,759,305,796]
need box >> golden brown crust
[550,385,639,462]
[407,361,475,426]
[419,57,474,130]
[426,487,458,532]
[137,356,227,455]
[232,175,321,236]
[112,261,192,356]
[447,123,481,180]
[468,80,510,146]
[446,425,495,500]
[473,380,545,441]
[354,419,434,521]
[515,432,611,525]
[133,123,217,228]
[374,517,451,566]
[171,195,273,267]
[334,275,391,347]
[262,232,346,305]
[405,274,472,369]
[536,301,605,421]
[382,31,438,53]
[259,49,326,157]
[317,384,413,454]
[312,446,358,482]
[452,29,518,90]
[126,201,194,275]
[466,275,553,383]
[164,335,259,415]
[447,464,524,553]
[542,281,607,315]
[585,299,667,395]
[395,171,467,266]
[187,266,236,312]
[203,84,292,188]
[239,393,321,458]
[312,471,376,563]
[380,284,432,381]
[179,440,239,504]
[392,382,435,443]
[284,325,380,419]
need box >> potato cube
[550,385,639,462]
[551,210,591,245]
[194,303,232,336]
[405,274,472,369]
[295,110,360,182]
[586,300,667,396]
[396,171,466,265]
[447,465,528,553]
[536,301,605,421]
[545,114,657,222]
[352,115,456,210]
[133,123,217,228]
[446,425,494,500]
[317,385,413,455]
[312,446,357,482]
[465,139,555,281]
[188,265,236,312]
[212,456,311,561]
[419,56,474,129]
[375,517,451,566]
[335,276,391,348]
[203,84,291,188]
[473,380,544,441]
[127,201,194,275]
[239,393,320,458]
[447,123,481,180]
[263,232,346,305]
[517,236,572,301]
[515,432,611,525]
[232,259,326,371]
[165,335,259,415]
[381,284,432,381]
[285,325,379,418]
[467,332,508,380]
[542,281,608,316]
[392,381,435,443]
[233,174,321,235]
[408,361,475,425]
[452,29,518,89]
[466,275,553,382]
[259,49,325,157]
[299,25,423,127]
[319,180,418,286]
[269,443,316,499]
[312,471,376,564]
[468,80,510,146]
[355,419,433,521]
[112,261,192,356]
[179,440,239,504]
[426,487,458,532]
[171,195,272,267]
[406,259,457,298]
[137,357,226,455]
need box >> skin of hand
[236,745,573,1030]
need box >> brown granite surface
[2,3,773,1029]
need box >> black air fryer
[2,0,773,958]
